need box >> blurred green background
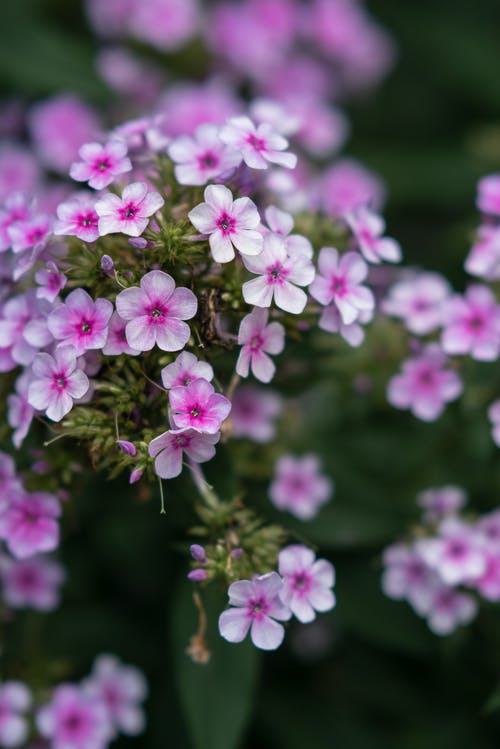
[3,1,500,748]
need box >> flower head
[416,517,486,586]
[115,270,197,352]
[169,378,231,434]
[236,307,285,383]
[441,284,500,361]
[102,312,141,356]
[0,682,32,748]
[48,288,113,355]
[269,454,333,519]
[160,351,213,389]
[219,116,297,170]
[0,554,65,611]
[168,123,240,185]
[382,272,450,335]
[218,572,291,650]
[95,182,164,237]
[37,684,111,749]
[309,248,374,324]
[0,490,61,559]
[54,194,100,243]
[278,545,336,623]
[345,206,401,264]
[149,427,219,478]
[28,346,90,422]
[231,385,282,443]
[188,184,263,263]
[70,140,132,190]
[35,261,67,303]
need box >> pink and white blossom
[382,272,450,335]
[0,554,65,611]
[115,270,197,352]
[48,288,113,355]
[424,583,478,636]
[95,182,164,237]
[278,545,336,623]
[54,194,100,242]
[35,261,67,303]
[218,572,291,651]
[269,454,333,520]
[219,116,297,170]
[0,291,52,369]
[477,173,500,216]
[7,213,52,254]
[465,225,500,280]
[441,285,500,361]
[168,124,240,185]
[416,517,486,585]
[148,427,219,478]
[387,344,462,422]
[309,248,374,325]
[242,233,315,314]
[160,351,213,389]
[231,386,282,443]
[263,206,313,259]
[188,184,263,263]
[236,307,285,383]
[0,682,32,748]
[169,378,231,434]
[102,312,140,356]
[320,159,385,218]
[70,141,132,190]
[37,685,112,749]
[28,346,90,422]
[345,206,401,264]
[0,490,61,559]
[381,543,438,611]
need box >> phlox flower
[0,490,61,559]
[54,194,100,242]
[269,454,333,520]
[416,486,466,525]
[219,116,297,170]
[115,270,197,352]
[278,545,336,623]
[169,378,231,434]
[188,184,263,263]
[477,173,500,216]
[48,288,113,355]
[231,385,282,443]
[95,182,164,237]
[218,572,291,651]
[309,248,374,325]
[148,427,219,479]
[129,0,199,52]
[35,261,67,303]
[416,517,486,586]
[320,159,385,218]
[472,552,500,601]
[158,80,240,138]
[0,682,32,748]
[488,399,500,447]
[382,272,450,335]
[168,124,240,185]
[441,284,500,361]
[102,312,140,356]
[160,351,213,389]
[317,304,373,347]
[0,193,30,252]
[28,346,90,422]
[37,685,112,749]
[423,583,477,636]
[387,343,462,422]
[263,205,313,259]
[345,206,401,264]
[7,371,34,449]
[0,145,40,203]
[7,213,52,254]
[242,233,315,314]
[83,655,147,737]
[0,554,65,611]
[465,225,500,280]
[70,141,132,190]
[236,307,285,383]
[0,291,52,369]
[381,543,438,611]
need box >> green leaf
[171,580,260,749]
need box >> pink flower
[29,95,100,173]
[188,184,263,263]
[416,518,486,585]
[263,205,313,259]
[382,272,450,335]
[465,225,500,280]
[488,399,500,447]
[0,193,30,252]
[54,194,100,242]
[102,312,140,356]
[0,554,65,611]
[160,351,213,389]
[37,685,111,749]
[472,553,500,601]
[309,248,374,325]
[169,378,231,434]
[0,682,32,748]
[269,454,333,520]
[320,158,385,218]
[416,486,466,524]
[28,347,90,422]
[95,182,164,237]
[168,124,240,185]
[316,304,373,346]
[0,291,52,368]
[477,173,500,216]
[219,116,297,170]
[278,545,336,623]
[0,145,40,203]
[129,0,199,51]
[115,270,197,352]
[7,213,52,254]
[0,452,22,499]
[441,285,500,361]
[70,141,132,190]
[231,385,282,443]
[381,543,438,611]
[158,80,240,138]
[218,572,291,651]
[0,490,61,559]
[7,371,34,449]
[387,343,462,421]
[424,583,477,636]
[236,307,285,383]
[345,206,401,264]
[148,427,219,478]
[83,655,147,737]
[242,233,315,314]
[35,261,67,303]
[48,288,113,355]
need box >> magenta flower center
[198,151,218,169]
[293,571,312,592]
[62,711,84,733]
[96,158,111,171]
[447,540,467,559]
[29,227,46,243]
[120,202,138,220]
[246,133,266,152]
[217,212,236,234]
[54,374,67,390]
[417,367,436,386]
[175,436,189,448]
[249,595,269,618]
[19,568,37,588]
[249,334,263,351]
[330,275,347,296]
[467,313,485,331]
[79,212,97,228]
[80,321,92,334]
[147,303,167,322]
[267,263,288,285]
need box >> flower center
[330,276,346,295]
[97,158,111,171]
[55,376,67,389]
[150,308,162,319]
[190,408,200,418]
[80,321,92,333]
[199,151,218,169]
[249,335,263,351]
[80,213,97,227]
[217,212,235,234]
[468,314,484,331]
[267,263,287,284]
[418,368,435,386]
[246,133,266,152]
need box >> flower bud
[187,569,208,582]
[117,440,137,457]
[129,467,143,484]
[100,254,114,276]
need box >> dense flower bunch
[381,486,500,636]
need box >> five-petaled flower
[48,288,113,355]
[278,545,336,623]
[28,346,90,422]
[95,182,164,237]
[70,140,132,190]
[236,307,285,383]
[148,427,220,479]
[219,116,297,170]
[169,378,231,434]
[309,247,374,325]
